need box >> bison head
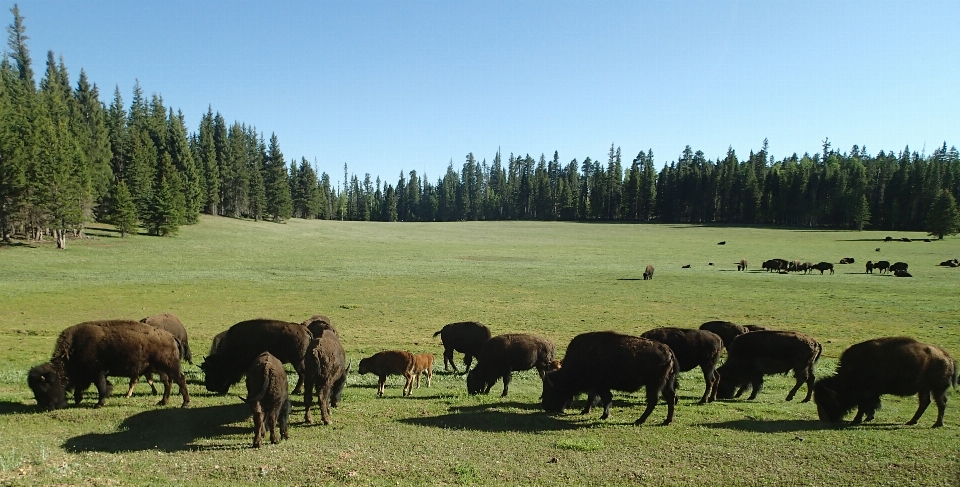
[713,363,747,399]
[466,365,487,395]
[201,354,245,394]
[28,362,68,411]
[540,370,574,413]
[813,376,856,423]
[357,357,371,376]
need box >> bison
[201,319,312,396]
[698,320,749,349]
[643,264,655,280]
[938,259,959,267]
[126,313,192,398]
[27,320,190,410]
[814,337,957,428]
[358,350,416,397]
[293,314,337,394]
[244,352,290,447]
[810,262,834,275]
[467,333,556,397]
[640,327,723,403]
[736,258,748,271]
[890,262,909,273]
[865,261,874,273]
[839,257,855,264]
[541,331,678,425]
[874,260,891,274]
[412,353,434,388]
[303,328,348,424]
[433,321,492,374]
[715,330,822,402]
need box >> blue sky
[12,1,960,187]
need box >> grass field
[0,216,958,486]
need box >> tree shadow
[0,241,36,248]
[699,419,832,433]
[399,409,575,432]
[0,401,39,415]
[62,403,251,453]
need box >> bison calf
[541,331,678,425]
[433,321,492,374]
[640,327,723,403]
[814,337,957,428]
[716,330,822,402]
[303,328,348,425]
[643,264,655,280]
[358,350,415,396]
[412,353,434,388]
[245,352,290,447]
[467,333,555,397]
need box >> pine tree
[925,189,960,239]
[145,154,184,236]
[110,179,137,237]
[263,133,291,221]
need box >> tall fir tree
[924,189,960,239]
[109,179,137,237]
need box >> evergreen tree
[168,109,202,223]
[197,107,219,214]
[263,133,291,221]
[109,179,137,237]
[925,189,960,239]
[144,153,184,236]
[6,4,33,92]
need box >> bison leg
[304,375,316,424]
[635,388,659,425]
[145,373,158,395]
[157,373,173,406]
[174,372,190,408]
[596,390,614,420]
[93,374,112,408]
[319,383,333,425]
[500,373,512,397]
[415,370,421,389]
[443,348,456,373]
[661,380,677,425]
[786,367,811,402]
[580,393,600,415]
[279,399,291,439]
[426,368,432,388]
[125,377,138,398]
[463,354,475,374]
[267,404,280,444]
[700,366,718,404]
[377,375,386,397]
[403,372,415,397]
[252,403,265,448]
[932,388,948,428]
[906,390,933,426]
[73,381,90,405]
[747,378,763,400]
[292,375,305,395]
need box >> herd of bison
[24,311,958,448]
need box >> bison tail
[813,342,823,365]
[952,360,959,390]
[432,330,442,338]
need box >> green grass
[0,216,958,486]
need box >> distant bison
[717,241,726,245]
[411,353,434,388]
[201,319,312,396]
[716,330,822,402]
[698,321,749,349]
[839,257,855,264]
[541,331,678,425]
[938,259,959,267]
[244,352,290,447]
[643,264,655,280]
[901,237,912,242]
[640,327,723,403]
[890,262,909,273]
[762,259,786,272]
[814,337,957,428]
[865,261,874,273]
[358,350,416,397]
[874,260,891,274]
[682,264,691,269]
[736,258,748,271]
[303,328,348,424]
[467,333,555,397]
[811,262,834,275]
[27,320,190,410]
[433,321,492,374]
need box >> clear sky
[12,1,960,187]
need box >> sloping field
[0,216,957,485]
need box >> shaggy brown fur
[245,352,290,447]
[467,333,556,397]
[640,327,723,403]
[293,314,337,394]
[28,320,190,410]
[125,313,192,398]
[303,329,348,425]
[716,330,822,402]
[698,320,749,349]
[643,264,655,280]
[411,353,434,388]
[358,350,416,396]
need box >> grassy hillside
[0,216,958,485]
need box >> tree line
[1,6,958,247]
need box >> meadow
[0,216,958,486]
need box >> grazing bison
[865,261,874,273]
[839,257,855,264]
[699,321,749,349]
[126,313,192,398]
[27,320,190,410]
[541,331,678,425]
[811,262,834,275]
[358,350,416,397]
[736,258,748,271]
[467,333,556,397]
[762,259,785,272]
[890,262,909,273]
[814,337,957,428]
[938,259,959,267]
[201,319,312,396]
[884,236,893,242]
[894,270,912,278]
[640,327,723,403]
[799,261,813,274]
[433,321,492,374]
[682,264,691,269]
[875,247,881,252]
[303,328,348,424]
[643,264,655,280]
[244,352,290,447]
[717,241,726,245]
[208,329,229,355]
[715,330,822,402]
[901,237,912,242]
[411,353,434,388]
[874,260,891,274]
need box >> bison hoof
[633,418,646,426]
[905,419,918,426]
[932,422,944,428]
[180,401,191,408]
[323,419,332,425]
[660,419,672,426]
[253,442,262,448]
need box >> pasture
[0,216,958,486]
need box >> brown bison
[303,328,348,424]
[865,261,874,273]
[814,337,957,428]
[716,330,822,402]
[811,262,834,275]
[890,262,909,273]
[744,324,768,332]
[467,333,555,397]
[541,331,678,425]
[433,321,492,373]
[244,352,290,447]
[412,353,434,388]
[698,320,749,349]
[293,314,337,394]
[200,319,312,396]
[358,350,416,397]
[643,264,655,280]
[874,260,891,274]
[839,257,855,264]
[736,258,748,271]
[27,320,190,410]
[126,313,192,398]
[640,327,723,403]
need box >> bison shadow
[616,278,643,281]
[400,409,575,432]
[700,419,830,433]
[0,400,40,415]
[63,403,251,453]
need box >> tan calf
[358,350,416,396]
[412,353,434,388]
